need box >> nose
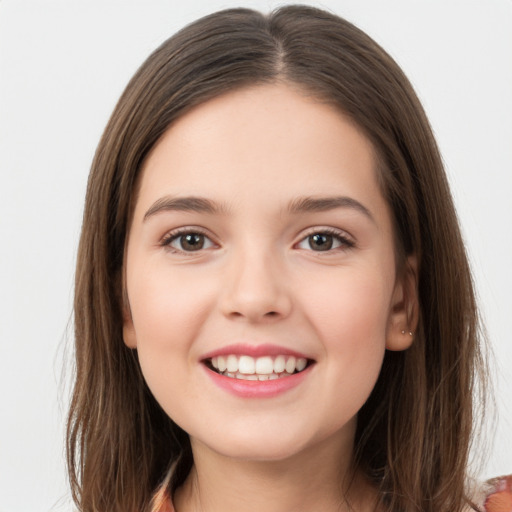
[219,244,292,323]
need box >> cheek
[301,267,391,398]
[303,266,392,342]
[126,262,213,396]
[128,261,213,342]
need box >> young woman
[67,5,509,512]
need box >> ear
[386,255,419,351]
[122,286,138,349]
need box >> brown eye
[308,233,333,251]
[296,230,354,252]
[180,233,205,251]
[164,231,214,252]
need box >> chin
[209,436,308,462]
[186,417,309,460]
[189,418,347,464]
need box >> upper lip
[201,343,312,361]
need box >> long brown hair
[67,5,487,511]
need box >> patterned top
[480,475,512,512]
[154,475,512,512]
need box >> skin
[123,83,417,511]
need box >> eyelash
[159,227,355,254]
[160,227,216,254]
[296,228,355,253]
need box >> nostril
[264,311,279,317]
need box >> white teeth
[273,355,286,373]
[229,371,294,381]
[235,373,254,380]
[255,356,273,374]
[209,354,310,379]
[226,354,238,372]
[238,355,255,374]
[296,357,307,372]
[217,356,227,372]
[285,356,296,374]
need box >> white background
[0,1,511,510]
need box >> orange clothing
[482,475,512,512]
[155,474,512,512]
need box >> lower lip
[203,365,313,398]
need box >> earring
[401,330,413,336]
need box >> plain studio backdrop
[0,1,511,510]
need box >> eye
[161,230,215,252]
[296,229,354,252]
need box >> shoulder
[152,476,512,512]
[477,475,512,512]
[150,488,175,512]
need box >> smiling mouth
[204,354,314,381]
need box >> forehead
[136,83,386,219]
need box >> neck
[173,429,378,512]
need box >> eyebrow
[287,196,375,223]
[143,195,227,221]
[143,194,375,223]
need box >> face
[123,84,414,462]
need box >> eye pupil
[309,233,333,251]
[181,233,204,251]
